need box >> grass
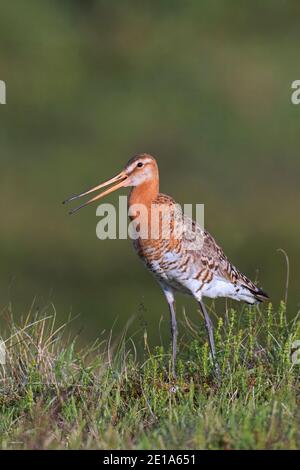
[0,300,300,450]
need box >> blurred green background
[0,1,299,347]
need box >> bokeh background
[0,1,299,347]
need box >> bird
[63,153,269,380]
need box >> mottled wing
[182,214,269,302]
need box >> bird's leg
[161,287,177,378]
[198,300,221,383]
[168,300,178,378]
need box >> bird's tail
[236,269,269,304]
[244,285,269,303]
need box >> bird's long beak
[63,171,128,215]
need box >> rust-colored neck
[128,177,159,209]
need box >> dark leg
[161,286,177,378]
[199,299,221,382]
[168,300,178,378]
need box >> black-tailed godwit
[63,154,269,379]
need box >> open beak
[63,171,128,215]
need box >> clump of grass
[0,301,300,449]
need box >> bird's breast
[133,238,198,294]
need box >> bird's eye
[137,162,143,168]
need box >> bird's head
[63,153,158,214]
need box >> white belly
[200,277,256,304]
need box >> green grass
[0,301,300,450]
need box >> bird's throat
[128,179,159,221]
[129,179,159,207]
